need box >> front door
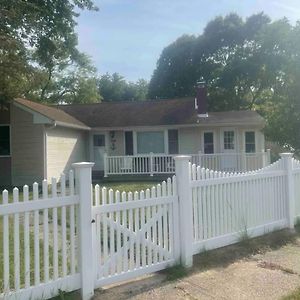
[93,134,106,171]
[221,130,237,171]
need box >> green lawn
[94,181,162,193]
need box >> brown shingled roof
[59,98,265,128]
[14,98,90,130]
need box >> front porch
[103,150,271,177]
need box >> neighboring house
[0,83,266,186]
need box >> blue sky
[76,0,300,82]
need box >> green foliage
[98,73,148,102]
[0,0,100,104]
[148,13,300,152]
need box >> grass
[93,180,162,193]
[162,264,188,281]
[282,287,300,300]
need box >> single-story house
[0,83,266,186]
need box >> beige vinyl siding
[46,126,87,180]
[107,130,124,156]
[11,105,44,186]
[178,127,201,154]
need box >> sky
[76,0,300,82]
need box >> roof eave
[54,121,90,131]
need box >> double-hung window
[203,132,214,154]
[245,131,256,153]
[0,125,10,156]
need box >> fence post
[150,152,154,176]
[103,152,108,177]
[174,155,193,268]
[280,153,295,229]
[72,162,95,300]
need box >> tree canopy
[98,73,148,102]
[0,0,101,103]
[148,13,300,152]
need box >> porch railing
[103,150,271,177]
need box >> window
[137,131,164,154]
[0,126,10,156]
[125,131,133,155]
[224,131,235,150]
[245,131,256,153]
[168,129,178,154]
[93,134,105,147]
[203,132,214,154]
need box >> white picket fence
[104,150,270,177]
[1,153,300,300]
[92,178,179,288]
[0,172,80,300]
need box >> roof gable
[14,98,90,130]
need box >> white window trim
[220,128,237,152]
[0,124,11,157]
[201,130,216,154]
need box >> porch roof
[59,98,265,128]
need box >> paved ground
[93,229,300,300]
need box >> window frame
[223,130,235,151]
[202,131,215,154]
[244,131,256,153]
[0,124,11,157]
[168,129,179,155]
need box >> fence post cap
[173,155,191,161]
[72,162,95,169]
[279,153,293,158]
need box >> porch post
[280,153,295,229]
[174,155,193,268]
[198,150,202,166]
[267,149,271,165]
[241,152,246,172]
[72,162,95,300]
[150,152,154,176]
[261,149,266,168]
[103,152,108,177]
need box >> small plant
[163,264,188,281]
[281,287,300,300]
[295,217,300,232]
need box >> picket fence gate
[1,153,300,300]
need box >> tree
[98,73,148,101]
[148,13,300,152]
[0,0,98,103]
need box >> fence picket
[52,178,59,280]
[13,187,20,290]
[61,174,67,277]
[42,180,49,283]
[23,185,30,288]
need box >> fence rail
[104,150,270,176]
